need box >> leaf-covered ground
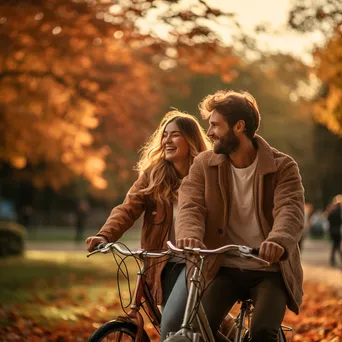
[0,251,341,341]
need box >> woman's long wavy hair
[136,110,212,204]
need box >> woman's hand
[85,236,108,252]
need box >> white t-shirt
[223,154,279,271]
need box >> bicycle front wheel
[88,321,151,342]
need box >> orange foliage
[0,280,340,341]
[0,0,239,192]
[313,31,342,136]
[289,0,342,137]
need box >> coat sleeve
[266,158,305,259]
[175,155,207,245]
[97,173,148,242]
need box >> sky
[135,0,325,65]
[208,0,325,64]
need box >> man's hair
[199,90,261,139]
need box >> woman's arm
[175,155,207,248]
[96,173,149,242]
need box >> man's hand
[177,238,207,249]
[259,241,284,264]
[85,236,107,252]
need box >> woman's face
[162,120,190,164]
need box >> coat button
[152,211,157,215]
[218,229,223,235]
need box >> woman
[86,110,212,340]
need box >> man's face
[207,110,240,155]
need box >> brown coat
[175,135,305,314]
[97,173,172,305]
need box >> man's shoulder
[198,149,215,158]
[270,147,298,168]
[266,146,301,180]
[255,135,299,173]
[195,150,215,162]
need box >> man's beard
[213,130,240,155]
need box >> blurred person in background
[299,202,313,251]
[19,204,34,228]
[325,195,342,267]
[308,208,328,237]
[85,110,222,340]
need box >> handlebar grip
[94,242,107,251]
[251,248,260,256]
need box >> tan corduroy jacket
[97,173,173,305]
[175,135,305,314]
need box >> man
[175,90,304,342]
[326,194,342,267]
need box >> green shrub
[0,221,27,257]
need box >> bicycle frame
[166,255,216,342]
[164,257,260,342]
[115,263,162,342]
[234,300,253,342]
[88,242,291,342]
[163,241,289,342]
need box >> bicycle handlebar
[166,241,269,266]
[87,241,270,266]
[87,242,171,258]
[166,241,256,255]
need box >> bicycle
[86,242,293,342]
[87,242,169,342]
[163,241,293,342]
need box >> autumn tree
[289,0,342,136]
[0,0,240,196]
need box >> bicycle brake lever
[238,246,253,254]
[99,242,114,252]
[240,252,270,266]
[86,242,113,257]
[87,250,99,257]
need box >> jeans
[160,263,188,341]
[201,267,288,342]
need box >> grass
[0,250,141,327]
[26,225,142,243]
[0,220,144,331]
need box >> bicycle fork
[117,270,161,342]
[234,300,253,342]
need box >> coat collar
[208,135,277,175]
